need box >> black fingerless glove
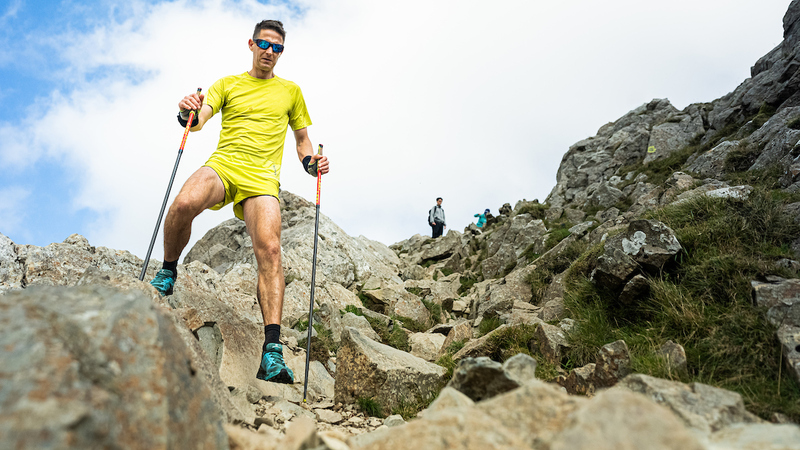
[302,155,319,177]
[177,110,199,128]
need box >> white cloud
[0,186,31,241]
[0,0,790,259]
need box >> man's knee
[254,240,282,265]
[170,195,203,218]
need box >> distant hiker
[148,20,329,385]
[429,197,446,238]
[474,208,490,228]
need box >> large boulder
[549,389,706,450]
[334,327,447,411]
[591,219,681,291]
[0,285,229,449]
[751,277,800,385]
[616,373,761,434]
[185,191,402,290]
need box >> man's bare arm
[294,127,329,175]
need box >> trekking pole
[303,143,323,403]
[139,88,202,281]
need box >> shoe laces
[152,269,175,286]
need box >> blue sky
[0,0,791,260]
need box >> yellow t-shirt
[204,72,312,175]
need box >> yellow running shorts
[203,152,280,220]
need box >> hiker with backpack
[429,197,446,238]
[148,20,329,385]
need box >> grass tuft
[357,397,384,418]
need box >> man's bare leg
[242,195,284,325]
[163,167,226,261]
[242,195,293,384]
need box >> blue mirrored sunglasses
[254,39,284,53]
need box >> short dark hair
[253,20,286,42]
[436,197,443,202]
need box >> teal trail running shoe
[150,269,176,296]
[257,343,294,384]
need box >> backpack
[427,207,433,226]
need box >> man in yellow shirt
[149,19,328,384]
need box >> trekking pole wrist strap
[177,110,199,127]
[302,155,318,177]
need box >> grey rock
[409,332,447,361]
[438,320,473,358]
[617,373,761,434]
[618,274,650,305]
[686,140,740,178]
[777,325,800,386]
[561,363,596,396]
[751,278,800,327]
[349,405,527,449]
[593,340,631,387]
[0,233,23,293]
[708,423,800,450]
[0,285,228,449]
[340,312,382,343]
[452,324,509,361]
[643,112,705,165]
[659,340,688,376]
[501,353,538,384]
[478,379,587,448]
[315,409,344,424]
[588,182,626,209]
[334,327,447,411]
[446,356,521,402]
[423,387,475,415]
[383,414,406,427]
[534,322,570,364]
[550,389,706,450]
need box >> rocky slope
[5,2,800,449]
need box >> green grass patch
[435,353,457,380]
[441,268,454,277]
[343,305,363,316]
[502,260,518,277]
[526,238,589,304]
[391,390,443,420]
[309,325,338,363]
[357,397,384,418]
[544,227,572,252]
[421,299,442,324]
[562,190,800,421]
[477,316,503,337]
[406,287,425,296]
[458,275,478,295]
[517,203,549,219]
[521,243,541,263]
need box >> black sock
[263,324,281,350]
[162,259,178,276]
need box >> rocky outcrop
[186,191,403,290]
[0,285,229,449]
